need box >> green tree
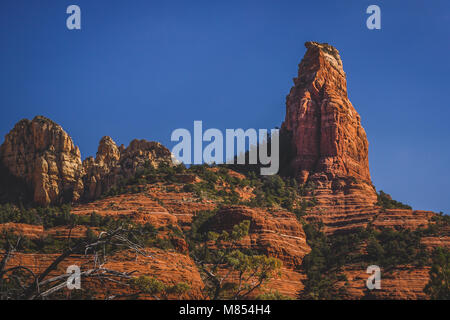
[424,247,449,300]
[189,216,282,300]
[129,276,190,299]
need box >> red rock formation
[0,116,84,206]
[82,136,122,200]
[0,223,45,239]
[120,139,173,174]
[2,248,205,299]
[82,137,174,200]
[0,43,448,300]
[277,42,449,300]
[0,117,174,204]
[342,265,432,300]
[283,41,371,184]
[71,191,179,228]
[281,42,380,233]
[71,184,311,269]
[209,206,311,267]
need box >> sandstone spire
[282,41,371,184]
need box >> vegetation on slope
[376,190,412,210]
[0,160,448,300]
[101,161,318,213]
[186,210,282,300]
[0,203,180,253]
[424,247,450,300]
[128,276,190,300]
[298,222,438,300]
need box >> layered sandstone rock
[0,223,45,239]
[120,139,173,175]
[2,248,205,299]
[0,116,84,206]
[279,43,447,243]
[0,42,448,300]
[82,136,122,200]
[82,137,174,200]
[281,42,379,233]
[71,192,179,228]
[342,265,432,300]
[279,43,448,299]
[282,41,371,184]
[209,206,311,267]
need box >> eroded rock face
[83,136,122,200]
[120,139,173,176]
[281,42,378,230]
[0,116,84,206]
[282,42,371,184]
[3,249,205,299]
[209,205,311,267]
[82,137,174,200]
[0,117,175,205]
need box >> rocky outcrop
[83,137,174,200]
[209,206,311,267]
[281,42,379,233]
[0,117,174,205]
[2,248,205,299]
[71,192,179,228]
[342,265,432,300]
[82,136,121,200]
[0,116,84,206]
[282,41,371,184]
[120,139,173,174]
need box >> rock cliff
[0,117,174,205]
[281,42,379,233]
[83,137,174,200]
[0,116,84,206]
[282,41,371,184]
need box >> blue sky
[1,0,449,213]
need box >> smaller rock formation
[83,136,121,200]
[120,139,174,177]
[83,137,174,200]
[0,116,84,206]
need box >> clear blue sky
[1,0,449,213]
